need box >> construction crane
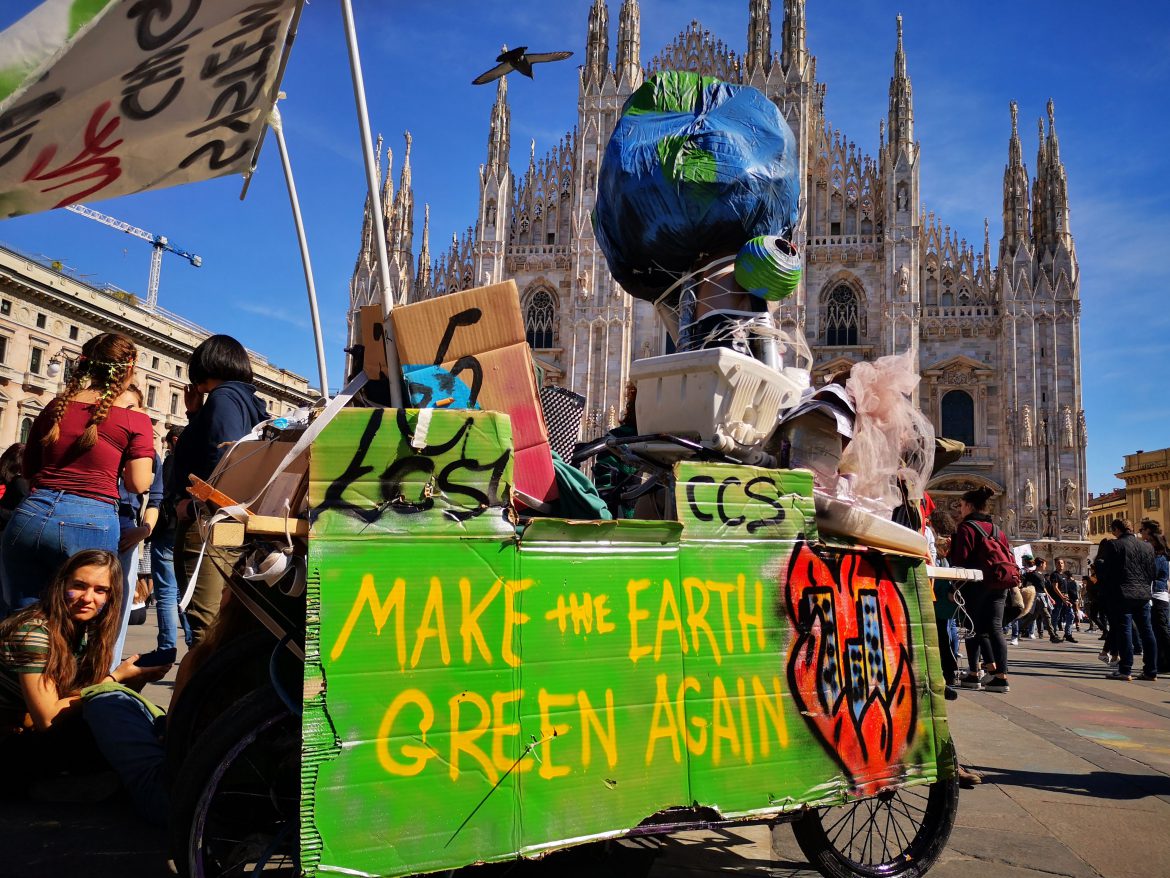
[64,203,202,310]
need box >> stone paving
[3,618,1169,877]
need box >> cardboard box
[206,439,309,516]
[392,281,556,504]
[357,304,389,382]
[390,280,525,366]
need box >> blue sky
[0,1,1166,495]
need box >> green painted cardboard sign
[302,410,950,877]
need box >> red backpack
[966,520,1021,590]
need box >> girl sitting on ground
[0,550,168,786]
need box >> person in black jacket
[1097,518,1158,680]
[168,336,268,643]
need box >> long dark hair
[0,550,122,695]
[1150,532,1169,558]
[0,442,23,484]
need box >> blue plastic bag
[593,71,800,303]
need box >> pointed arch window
[525,290,556,349]
[824,285,860,346]
[941,390,975,447]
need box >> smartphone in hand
[134,647,177,668]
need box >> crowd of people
[925,488,1169,788]
[0,331,269,818]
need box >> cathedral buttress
[882,15,920,368]
[615,0,642,90]
[475,74,512,288]
[584,0,610,91]
[1000,102,1030,264]
[746,0,772,80]
[781,0,806,76]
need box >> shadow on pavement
[973,766,1170,800]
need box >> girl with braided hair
[0,333,155,618]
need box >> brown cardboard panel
[207,439,309,515]
[358,304,389,381]
[514,441,558,504]
[391,280,524,365]
[434,342,549,454]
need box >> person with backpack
[948,486,1018,693]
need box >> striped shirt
[0,619,86,714]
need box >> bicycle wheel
[164,628,276,780]
[171,686,299,878]
[785,762,958,878]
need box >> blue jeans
[0,489,119,612]
[947,617,961,661]
[151,538,190,650]
[110,542,140,671]
[1118,598,1158,677]
[1053,601,1074,636]
[82,691,167,824]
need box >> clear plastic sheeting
[837,352,935,517]
[593,70,800,303]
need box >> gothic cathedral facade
[348,0,1089,567]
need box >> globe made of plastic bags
[593,70,800,303]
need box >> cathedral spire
[486,69,510,178]
[415,203,431,297]
[887,15,914,148]
[584,0,610,89]
[781,0,807,73]
[746,0,772,75]
[389,131,414,263]
[358,134,384,263]
[1037,99,1072,255]
[615,0,641,86]
[1031,116,1048,250]
[1001,101,1030,259]
[380,142,395,241]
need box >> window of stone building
[0,336,6,364]
[35,313,45,328]
[941,389,976,447]
[29,347,43,375]
[176,365,183,378]
[546,232,556,245]
[824,285,860,346]
[170,392,179,416]
[19,417,32,443]
[0,299,10,316]
[525,290,556,350]
[146,385,157,409]
[1145,489,1160,510]
[69,325,78,340]
[152,356,160,369]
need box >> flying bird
[472,45,573,85]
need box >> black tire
[164,629,276,780]
[170,685,299,878]
[785,758,959,878]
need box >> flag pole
[269,104,330,401]
[340,0,404,408]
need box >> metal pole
[340,0,404,408]
[271,105,331,400]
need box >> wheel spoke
[842,800,868,854]
[863,798,877,864]
[824,802,859,841]
[888,797,913,853]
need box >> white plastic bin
[630,348,802,448]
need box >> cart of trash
[157,70,971,878]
